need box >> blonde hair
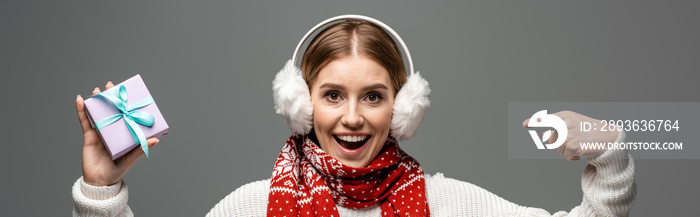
[301,19,406,94]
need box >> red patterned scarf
[267,135,430,217]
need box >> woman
[72,15,636,216]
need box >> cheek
[312,102,338,132]
[367,104,394,132]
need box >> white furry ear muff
[273,14,430,140]
[390,71,431,140]
[273,59,314,135]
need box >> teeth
[337,135,368,142]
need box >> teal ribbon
[94,85,155,158]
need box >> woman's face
[310,55,395,168]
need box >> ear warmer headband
[272,14,430,140]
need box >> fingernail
[94,87,99,91]
[522,119,528,127]
[77,94,81,99]
[107,81,113,85]
[154,139,160,145]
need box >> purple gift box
[84,74,169,160]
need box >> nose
[340,100,364,129]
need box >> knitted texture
[267,135,429,217]
[72,177,133,217]
[73,132,636,216]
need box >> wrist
[83,176,119,187]
[77,176,124,201]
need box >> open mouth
[333,135,371,150]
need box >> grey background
[2,0,698,216]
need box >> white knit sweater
[72,132,636,216]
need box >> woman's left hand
[523,111,619,161]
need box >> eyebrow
[361,83,389,92]
[318,83,389,92]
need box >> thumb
[118,138,160,169]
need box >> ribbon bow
[94,85,155,158]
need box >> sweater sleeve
[569,130,637,216]
[521,130,637,216]
[72,176,271,217]
[426,130,636,216]
[72,176,133,217]
[205,179,271,217]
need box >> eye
[329,93,340,101]
[364,92,383,103]
[324,91,342,102]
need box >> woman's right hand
[76,81,160,187]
